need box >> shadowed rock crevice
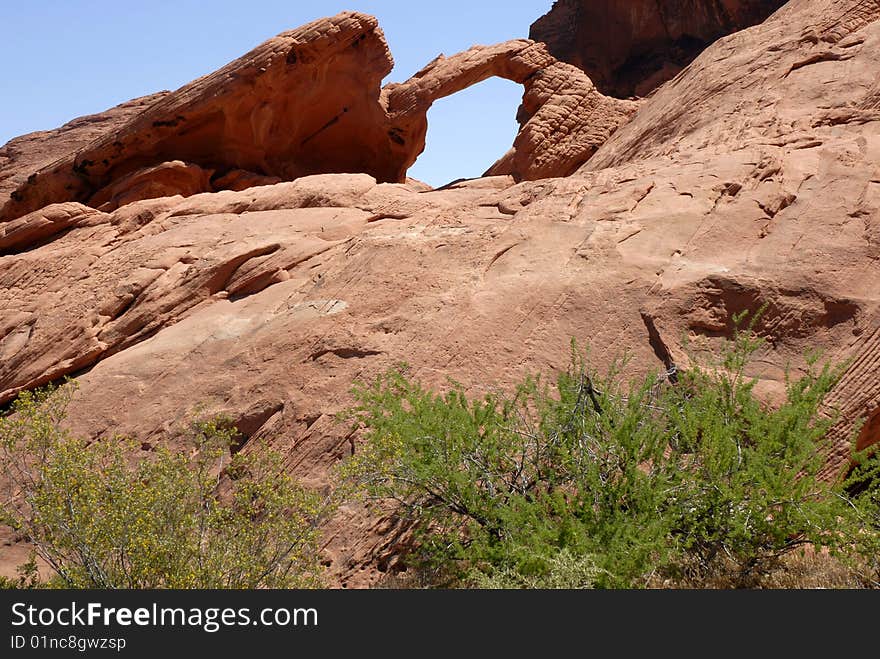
[531,0,787,97]
[859,407,880,452]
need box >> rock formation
[0,13,635,223]
[531,0,787,97]
[0,13,397,222]
[1,1,878,584]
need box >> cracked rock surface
[1,2,879,584]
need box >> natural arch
[381,39,639,183]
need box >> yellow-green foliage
[469,549,604,589]
[0,384,332,589]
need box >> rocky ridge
[0,13,635,223]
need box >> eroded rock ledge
[0,12,635,223]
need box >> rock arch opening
[381,39,638,184]
[407,77,523,187]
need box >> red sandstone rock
[0,202,106,254]
[531,0,787,97]
[0,13,397,222]
[0,93,168,204]
[212,169,283,192]
[0,2,879,586]
[88,160,214,211]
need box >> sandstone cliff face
[1,1,879,585]
[531,0,787,97]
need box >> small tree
[341,356,678,588]
[0,384,333,589]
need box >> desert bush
[343,316,870,588]
[843,446,880,587]
[0,384,333,589]
[661,328,851,586]
[0,555,44,589]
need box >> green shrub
[0,555,44,589]
[0,384,333,589]
[342,316,869,588]
[661,329,851,586]
[844,446,880,587]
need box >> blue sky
[0,1,550,186]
